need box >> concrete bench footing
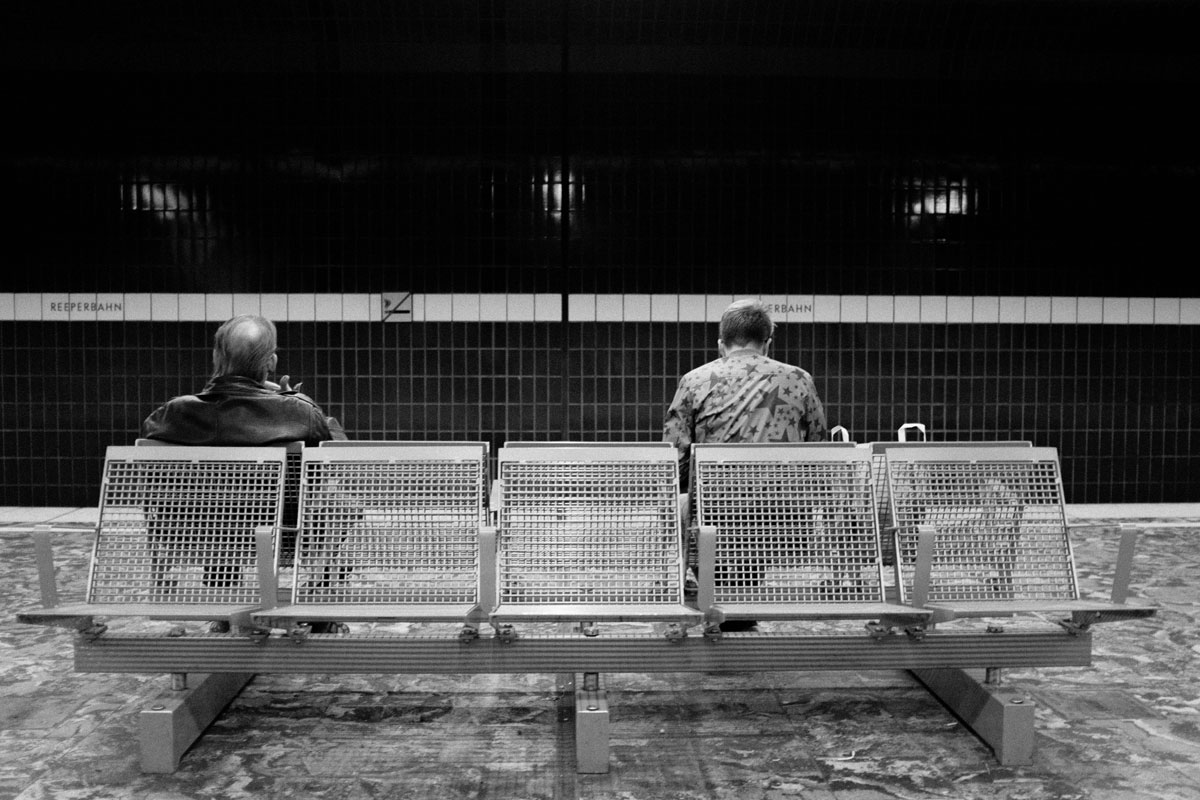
[912,667,1035,766]
[139,672,254,773]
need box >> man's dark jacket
[141,375,347,446]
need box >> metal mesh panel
[867,441,1033,565]
[88,451,285,605]
[498,459,683,605]
[695,456,885,605]
[293,451,485,605]
[888,449,1078,604]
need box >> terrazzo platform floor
[2,505,1198,800]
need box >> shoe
[718,619,759,632]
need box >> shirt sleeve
[663,379,695,489]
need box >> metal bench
[690,443,930,636]
[15,439,1159,774]
[252,442,492,634]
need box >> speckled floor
[2,505,1198,800]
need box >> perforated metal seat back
[887,446,1078,604]
[89,446,287,605]
[867,440,1033,535]
[497,445,684,606]
[694,445,886,605]
[293,444,487,605]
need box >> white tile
[1051,297,1077,323]
[785,295,817,321]
[232,294,260,316]
[0,294,14,320]
[1154,297,1181,325]
[534,293,560,322]
[42,294,70,320]
[94,294,125,320]
[567,294,594,322]
[650,294,677,322]
[67,294,99,321]
[594,295,624,322]
[178,293,207,321]
[151,293,179,321]
[125,294,153,320]
[998,296,1026,323]
[207,294,234,321]
[507,294,535,322]
[452,293,481,322]
[679,294,707,321]
[758,295,789,323]
[920,295,946,323]
[866,295,894,323]
[893,296,921,323]
[1077,296,1103,323]
[288,294,316,321]
[624,295,651,321]
[1182,298,1200,325]
[315,294,342,321]
[812,295,841,322]
[14,294,46,320]
[341,294,373,322]
[259,294,288,321]
[706,294,735,320]
[973,296,1000,323]
[1102,297,1129,325]
[479,294,508,321]
[1026,296,1052,323]
[946,296,973,322]
[1128,297,1155,324]
[840,295,868,322]
[424,294,453,321]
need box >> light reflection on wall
[899,174,973,244]
[121,176,222,265]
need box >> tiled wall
[5,3,1199,505]
[1,292,1196,506]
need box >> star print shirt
[663,351,828,489]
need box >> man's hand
[266,375,303,393]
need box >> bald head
[212,315,277,381]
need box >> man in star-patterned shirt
[663,298,828,631]
[664,298,828,490]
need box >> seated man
[142,313,348,632]
[663,298,829,631]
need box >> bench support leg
[139,672,254,773]
[911,668,1035,766]
[575,672,610,774]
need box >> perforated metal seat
[23,445,287,625]
[865,438,1032,565]
[490,443,701,626]
[691,443,930,628]
[253,443,490,626]
[886,446,1157,622]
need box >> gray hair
[211,315,277,381]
